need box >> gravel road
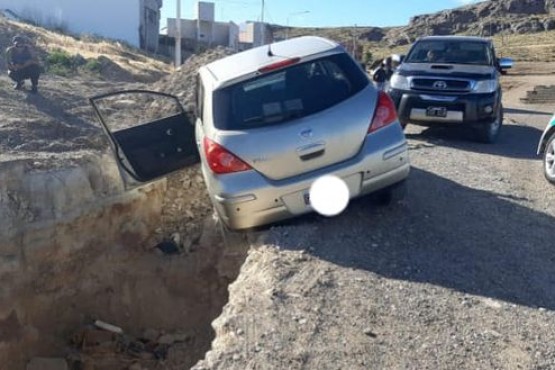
[194,71,555,370]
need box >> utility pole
[175,0,182,67]
[261,0,265,45]
[352,24,358,60]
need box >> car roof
[202,36,342,85]
[417,35,491,44]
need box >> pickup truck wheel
[543,132,555,185]
[476,104,503,143]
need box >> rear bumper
[388,89,500,126]
[203,124,410,230]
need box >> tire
[475,103,503,143]
[543,132,555,185]
[374,180,407,206]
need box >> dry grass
[492,30,555,61]
[1,17,172,77]
[366,30,555,63]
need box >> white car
[537,113,555,184]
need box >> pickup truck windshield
[405,40,493,66]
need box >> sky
[160,0,483,30]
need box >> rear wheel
[543,132,555,184]
[475,104,503,143]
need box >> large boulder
[360,27,384,42]
[504,0,548,14]
[385,0,555,44]
[511,18,546,33]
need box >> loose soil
[3,15,555,368]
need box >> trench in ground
[1,161,251,370]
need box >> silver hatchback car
[91,36,410,230]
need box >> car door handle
[297,142,326,161]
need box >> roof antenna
[267,43,274,57]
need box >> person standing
[6,35,42,93]
[383,56,394,81]
[372,57,394,90]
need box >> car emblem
[433,80,448,90]
[300,128,313,139]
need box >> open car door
[89,90,199,185]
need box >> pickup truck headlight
[389,74,410,90]
[473,79,498,93]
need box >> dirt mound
[0,44,235,167]
[151,47,234,113]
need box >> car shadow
[504,107,553,116]
[267,167,555,311]
[405,123,543,160]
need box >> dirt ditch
[0,155,250,370]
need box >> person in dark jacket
[6,35,41,93]
[372,57,394,90]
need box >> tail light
[368,91,398,134]
[203,137,252,174]
[258,57,301,73]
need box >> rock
[27,358,68,370]
[155,240,181,255]
[158,332,191,345]
[73,54,87,67]
[512,18,545,33]
[544,18,555,29]
[141,328,160,342]
[364,328,377,338]
[384,0,555,45]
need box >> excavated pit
[0,155,250,370]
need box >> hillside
[0,16,171,82]
[277,0,555,62]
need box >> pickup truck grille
[411,78,471,93]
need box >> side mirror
[497,57,514,73]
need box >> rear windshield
[405,40,493,66]
[213,53,369,130]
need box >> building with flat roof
[0,0,162,51]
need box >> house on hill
[165,1,272,56]
[166,1,240,52]
[0,0,162,52]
